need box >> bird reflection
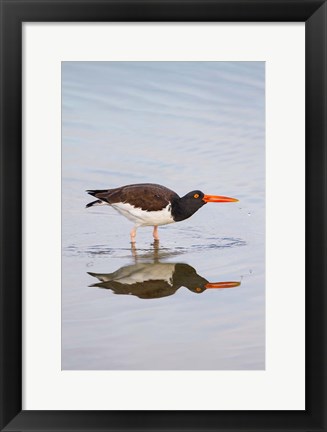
[88,262,240,300]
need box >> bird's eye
[195,287,202,292]
[194,193,199,199]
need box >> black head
[171,189,238,222]
[171,190,206,222]
[182,190,207,208]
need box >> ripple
[63,236,246,259]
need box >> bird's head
[172,190,239,221]
[181,190,238,207]
[180,190,207,211]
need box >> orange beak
[205,281,241,289]
[203,194,239,203]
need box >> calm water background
[62,62,265,370]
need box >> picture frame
[0,0,326,431]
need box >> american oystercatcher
[88,262,240,300]
[86,183,238,242]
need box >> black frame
[0,1,326,431]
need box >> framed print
[0,1,326,431]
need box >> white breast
[110,202,175,227]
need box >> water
[62,62,265,370]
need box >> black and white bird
[86,183,238,242]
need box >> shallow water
[62,62,265,370]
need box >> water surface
[62,62,265,370]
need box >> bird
[86,183,238,243]
[88,262,241,300]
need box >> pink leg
[130,227,137,243]
[153,226,159,241]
